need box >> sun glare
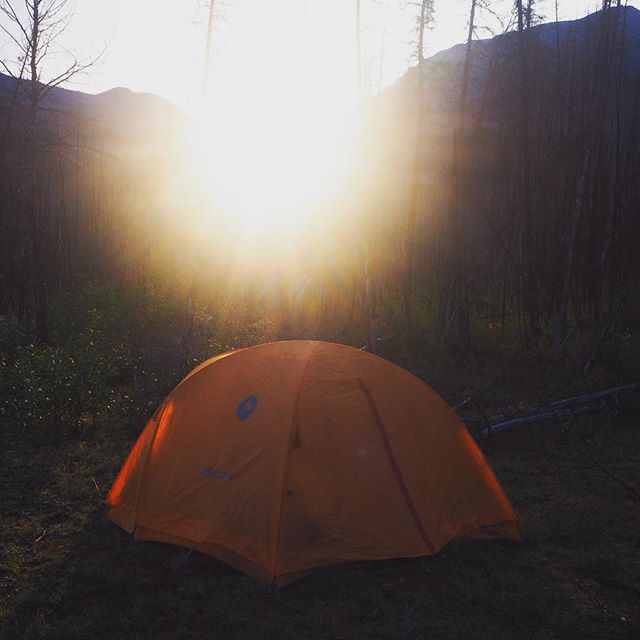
[187,93,355,245]
[175,1,363,261]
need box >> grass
[1,333,639,639]
[2,416,639,638]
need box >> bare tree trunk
[515,0,540,346]
[27,0,49,342]
[355,0,362,100]
[609,2,628,310]
[555,146,592,343]
[403,0,432,325]
[355,0,374,349]
[2,0,97,341]
[202,0,216,103]
[443,0,477,348]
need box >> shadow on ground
[2,416,639,640]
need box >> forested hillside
[0,76,185,337]
[0,3,637,439]
[365,5,640,347]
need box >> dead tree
[202,0,216,104]
[0,0,96,341]
[403,0,433,325]
[515,0,540,346]
[440,0,479,348]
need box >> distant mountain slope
[0,74,186,156]
[382,5,640,124]
[430,5,640,66]
[359,4,640,316]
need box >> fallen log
[460,383,639,438]
[549,383,638,410]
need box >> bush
[0,280,191,442]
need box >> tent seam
[269,341,317,579]
[129,401,167,527]
[357,377,437,555]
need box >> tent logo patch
[237,395,259,420]
[202,467,234,480]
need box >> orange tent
[107,340,519,585]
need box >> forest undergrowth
[1,280,639,639]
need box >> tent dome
[107,340,519,585]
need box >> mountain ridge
[4,6,639,123]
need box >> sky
[1,0,636,111]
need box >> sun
[175,1,363,259]
[187,92,354,246]
[186,94,356,255]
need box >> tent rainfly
[107,340,519,585]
